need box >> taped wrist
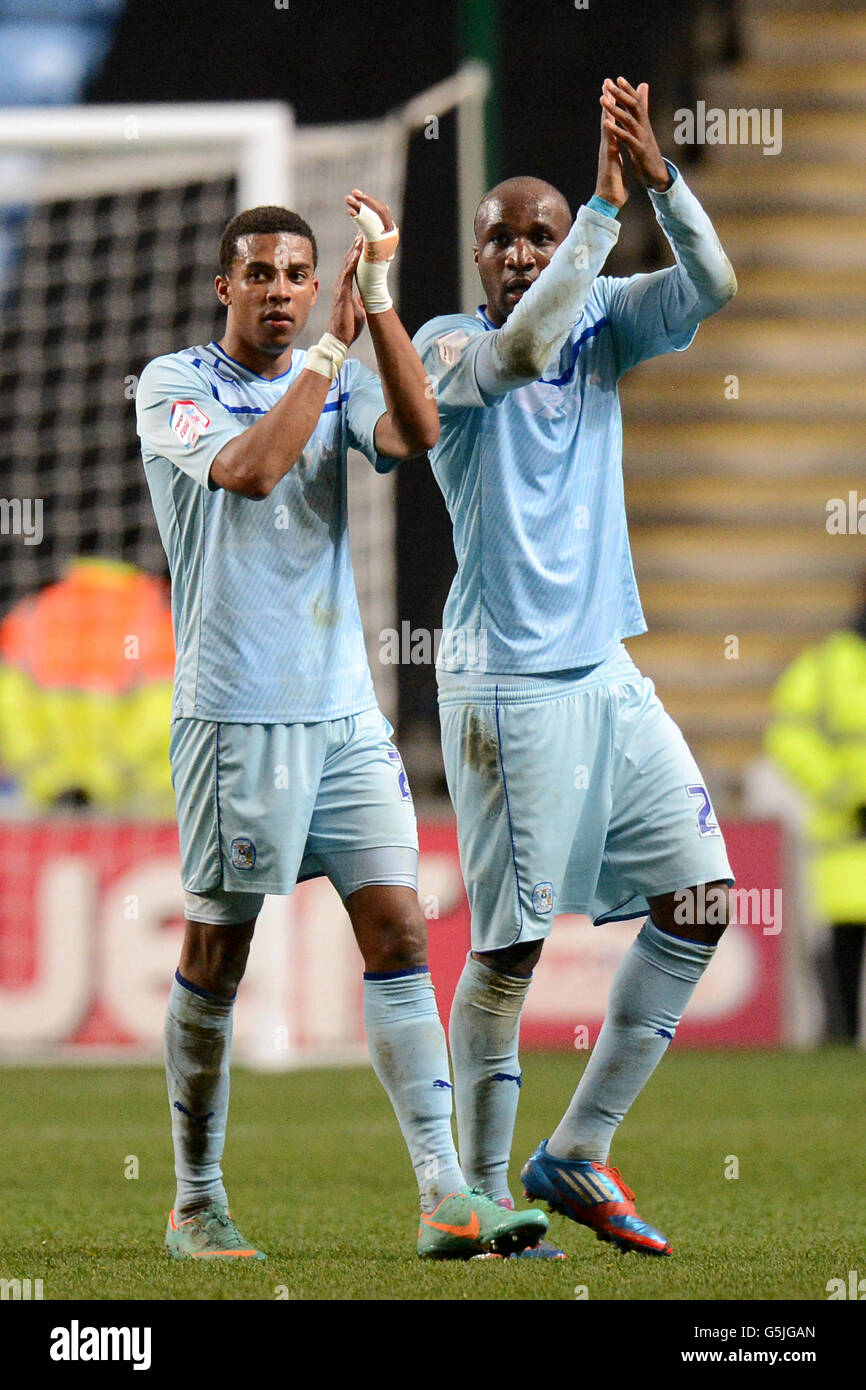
[351,203,399,314]
[305,331,348,382]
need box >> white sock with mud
[165,970,233,1219]
[363,968,465,1212]
[547,918,716,1162]
[448,954,531,1204]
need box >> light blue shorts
[438,645,733,951]
[171,706,418,923]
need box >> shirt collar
[209,341,298,383]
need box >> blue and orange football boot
[520,1140,672,1256]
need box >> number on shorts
[686,784,720,838]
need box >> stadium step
[631,318,866,375]
[749,11,866,62]
[704,61,866,112]
[619,371,863,420]
[625,475,851,528]
[709,213,866,270]
[693,110,866,164]
[637,681,772,740]
[628,631,813,689]
[715,267,866,320]
[688,164,866,214]
[746,0,866,11]
[636,578,858,634]
[630,527,863,584]
[622,421,865,479]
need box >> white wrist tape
[305,331,348,382]
[351,203,399,314]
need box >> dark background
[86,0,717,732]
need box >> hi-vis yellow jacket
[0,558,174,813]
[766,630,866,922]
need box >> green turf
[0,1050,860,1301]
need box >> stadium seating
[621,0,866,809]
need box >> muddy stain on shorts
[463,709,505,818]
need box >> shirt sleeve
[135,355,248,490]
[343,359,397,473]
[594,161,737,379]
[413,315,498,416]
[593,268,699,379]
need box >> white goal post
[0,101,295,209]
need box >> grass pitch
[0,1050,859,1302]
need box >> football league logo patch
[170,400,211,449]
[532,882,554,915]
[435,328,470,367]
[231,836,256,870]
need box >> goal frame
[0,61,490,307]
[0,102,295,210]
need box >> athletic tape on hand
[351,201,400,262]
[350,201,399,313]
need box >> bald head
[474,176,572,243]
[472,175,575,327]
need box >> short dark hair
[218,206,318,278]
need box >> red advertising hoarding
[0,818,783,1060]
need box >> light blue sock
[448,955,531,1204]
[363,968,465,1212]
[165,970,234,1219]
[548,918,716,1162]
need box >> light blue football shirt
[414,169,734,677]
[414,284,697,675]
[136,341,389,723]
[415,288,664,674]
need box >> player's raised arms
[459,77,736,405]
[594,77,737,364]
[345,189,440,461]
[209,191,438,500]
[208,235,362,498]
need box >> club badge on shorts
[532,882,554,915]
[387,747,413,802]
[231,836,256,870]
